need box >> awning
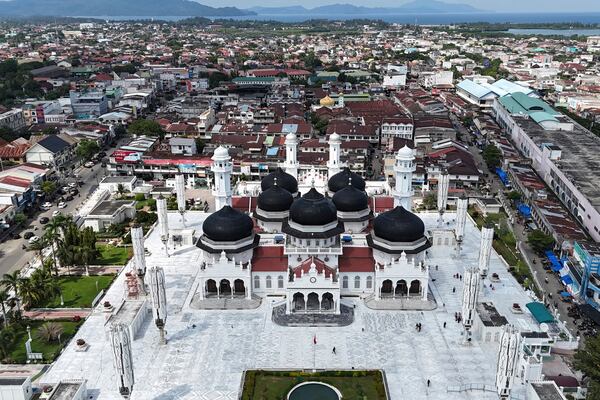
[560,291,572,298]
[545,250,563,272]
[526,302,555,324]
[561,275,574,285]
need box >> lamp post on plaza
[149,266,168,345]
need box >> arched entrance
[206,279,217,297]
[381,279,393,297]
[234,279,246,296]
[322,293,334,311]
[395,280,407,296]
[220,279,232,297]
[293,292,305,311]
[307,292,320,311]
[409,280,421,296]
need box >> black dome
[257,185,294,212]
[328,167,365,193]
[332,185,369,212]
[261,167,298,194]
[202,206,254,242]
[373,206,425,242]
[289,188,337,226]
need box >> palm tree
[1,271,22,313]
[0,289,9,327]
[0,328,15,360]
[76,245,96,276]
[36,322,63,343]
[45,278,64,307]
[43,220,63,275]
[18,278,42,310]
[27,236,47,263]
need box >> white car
[28,236,40,244]
[52,210,61,217]
[68,182,77,188]
[41,202,53,210]
[58,201,67,209]
[84,161,95,168]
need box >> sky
[196,0,600,12]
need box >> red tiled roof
[292,257,335,279]
[251,246,288,272]
[369,196,394,213]
[232,196,257,212]
[0,176,31,188]
[339,247,374,272]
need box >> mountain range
[248,0,483,15]
[0,0,255,17]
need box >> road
[0,163,107,277]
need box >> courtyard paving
[40,211,540,400]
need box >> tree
[482,144,502,169]
[36,322,64,343]
[75,140,100,161]
[40,181,57,198]
[75,245,96,276]
[127,119,164,137]
[208,72,230,89]
[116,184,126,199]
[11,213,26,227]
[574,333,600,399]
[0,328,15,360]
[135,211,158,225]
[422,193,437,210]
[195,138,206,154]
[527,230,555,254]
[44,218,65,275]
[506,191,521,202]
[0,289,9,327]
[1,271,22,313]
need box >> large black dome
[289,188,337,226]
[332,185,369,212]
[202,206,254,242]
[261,167,298,194]
[328,167,365,193]
[373,206,425,242]
[257,185,294,212]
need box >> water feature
[287,382,341,400]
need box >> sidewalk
[22,308,92,320]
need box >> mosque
[188,131,466,315]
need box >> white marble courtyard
[40,211,540,400]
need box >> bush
[134,193,145,201]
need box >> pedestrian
[459,274,462,281]
[332,347,336,354]
[427,379,431,387]
[435,265,438,271]
[452,287,456,293]
[443,322,446,328]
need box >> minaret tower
[437,169,450,226]
[478,223,494,278]
[327,132,342,180]
[461,266,480,336]
[156,195,169,257]
[393,145,415,211]
[283,132,299,179]
[211,146,232,211]
[455,194,469,256]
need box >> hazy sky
[197,0,600,12]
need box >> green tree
[195,138,206,154]
[527,230,555,254]
[127,119,164,137]
[36,322,64,343]
[40,181,57,198]
[0,289,9,327]
[75,140,100,161]
[0,328,15,360]
[11,212,26,227]
[574,333,600,399]
[422,193,437,210]
[482,144,502,169]
[506,191,521,202]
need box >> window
[366,276,373,289]
[342,276,348,289]
[354,276,361,289]
[278,275,284,288]
[266,276,272,289]
[254,276,260,289]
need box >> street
[0,163,107,277]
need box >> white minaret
[211,146,232,211]
[327,132,342,180]
[109,323,135,398]
[437,169,450,226]
[131,225,146,277]
[496,325,521,399]
[283,132,299,179]
[478,223,494,277]
[455,194,468,241]
[148,266,167,345]
[461,267,480,333]
[157,195,169,257]
[393,145,415,211]
[175,174,186,225]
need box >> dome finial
[273,177,278,186]
[348,176,352,186]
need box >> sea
[85,12,600,33]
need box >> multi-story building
[70,91,109,119]
[0,109,26,131]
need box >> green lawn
[7,320,81,363]
[41,275,115,308]
[241,370,387,400]
[94,244,132,265]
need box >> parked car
[84,161,95,168]
[39,217,49,224]
[68,182,77,188]
[41,202,53,210]
[58,202,67,209]
[65,195,74,201]
[52,210,61,217]
[28,236,40,244]
[69,189,79,196]
[23,231,35,239]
